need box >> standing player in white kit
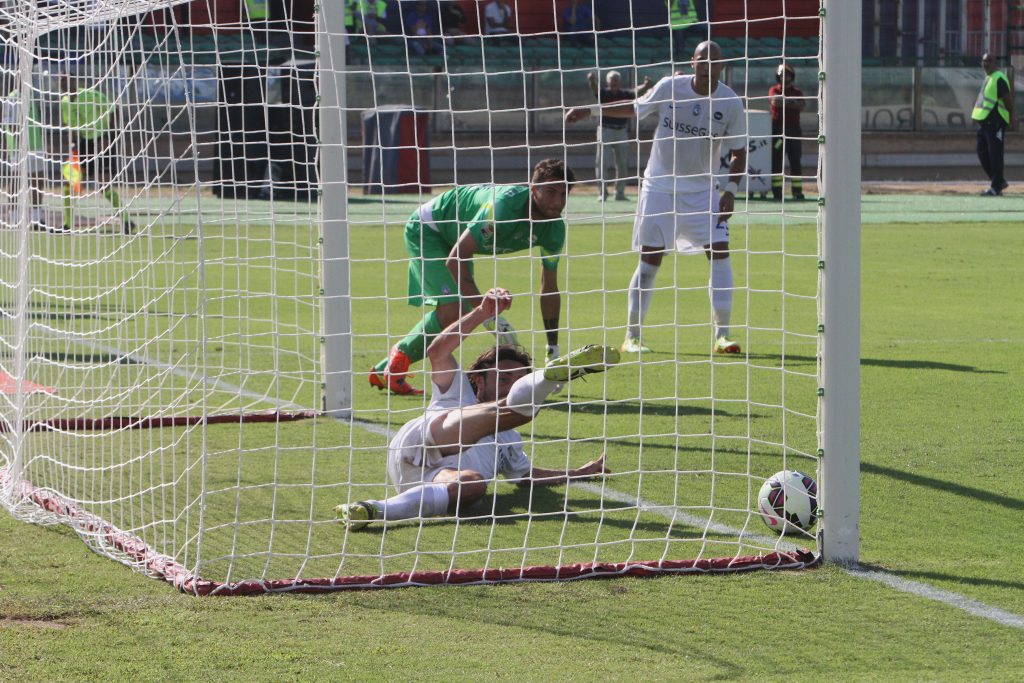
[566,40,748,355]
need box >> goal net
[0,0,858,594]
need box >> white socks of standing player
[366,482,449,521]
[506,370,563,417]
[625,257,733,341]
[710,257,733,339]
[626,260,660,340]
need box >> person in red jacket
[768,63,806,201]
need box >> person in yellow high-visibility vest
[666,0,706,62]
[973,53,1014,196]
[353,0,388,35]
[60,75,135,234]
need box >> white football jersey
[387,367,531,488]
[634,74,747,193]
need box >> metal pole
[820,0,861,564]
[319,2,351,417]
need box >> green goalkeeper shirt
[421,185,565,270]
[60,88,114,141]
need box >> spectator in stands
[586,70,653,201]
[482,0,514,36]
[561,0,599,47]
[439,0,468,42]
[404,1,441,55]
[349,0,389,35]
[973,53,1014,196]
[768,63,805,201]
[666,0,706,62]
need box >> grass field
[1,190,1023,680]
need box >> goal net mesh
[0,0,824,593]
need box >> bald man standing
[568,41,748,356]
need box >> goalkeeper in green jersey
[370,159,575,395]
[59,75,135,234]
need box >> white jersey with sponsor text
[634,75,747,194]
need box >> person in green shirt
[370,159,576,396]
[60,75,134,234]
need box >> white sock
[368,482,449,521]
[626,260,660,340]
[710,257,733,339]
[506,369,562,417]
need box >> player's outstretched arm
[564,102,636,124]
[426,288,512,392]
[524,453,607,488]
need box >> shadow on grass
[859,358,1004,374]
[862,462,1024,511]
[543,400,763,419]
[727,352,1002,375]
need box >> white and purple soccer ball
[757,470,818,534]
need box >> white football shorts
[386,414,448,493]
[633,186,730,254]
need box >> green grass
[1,194,1024,680]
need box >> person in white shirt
[335,288,618,529]
[482,0,513,35]
[566,40,747,356]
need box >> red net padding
[2,466,818,596]
[0,410,317,433]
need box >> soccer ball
[757,470,818,534]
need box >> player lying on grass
[369,159,575,396]
[337,287,618,529]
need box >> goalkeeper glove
[483,316,519,346]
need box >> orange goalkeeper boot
[368,348,424,396]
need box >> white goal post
[0,0,858,594]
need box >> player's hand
[718,191,735,223]
[565,107,591,124]
[478,288,512,318]
[642,76,652,87]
